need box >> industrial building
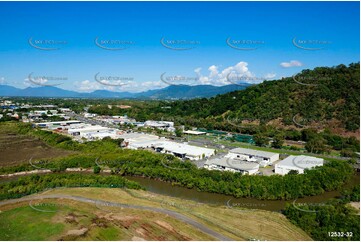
[228,148,279,167]
[83,130,121,141]
[118,132,214,160]
[275,155,324,175]
[143,120,175,132]
[118,132,163,149]
[35,120,82,128]
[68,125,113,137]
[204,157,259,175]
[152,141,215,160]
[144,120,174,128]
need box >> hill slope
[158,63,360,132]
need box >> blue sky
[0,1,359,93]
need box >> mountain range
[0,84,250,99]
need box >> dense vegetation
[341,185,360,203]
[284,198,360,241]
[0,173,144,200]
[152,63,360,130]
[85,63,359,131]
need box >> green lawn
[0,205,65,240]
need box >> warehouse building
[204,157,259,175]
[118,132,163,150]
[83,130,121,141]
[68,125,112,137]
[35,120,82,128]
[153,141,215,160]
[275,155,324,175]
[228,148,279,167]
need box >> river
[1,171,359,212]
[125,172,360,212]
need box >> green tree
[305,137,328,154]
[93,166,101,174]
[272,134,284,148]
[253,133,269,147]
[175,128,183,137]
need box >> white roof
[36,120,81,125]
[205,157,259,171]
[183,130,206,135]
[144,120,173,127]
[230,147,278,159]
[128,140,158,148]
[118,132,160,142]
[85,131,118,138]
[68,125,110,133]
[153,141,214,157]
[277,155,324,170]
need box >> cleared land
[0,187,312,241]
[0,123,74,167]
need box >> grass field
[0,187,312,241]
[0,122,75,167]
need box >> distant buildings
[59,108,72,113]
[96,115,136,125]
[275,155,324,175]
[35,120,82,128]
[144,120,175,132]
[84,113,97,118]
[183,130,206,135]
[34,110,48,115]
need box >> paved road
[0,194,232,241]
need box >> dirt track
[0,194,232,241]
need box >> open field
[0,123,75,167]
[0,187,312,241]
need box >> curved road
[0,194,232,241]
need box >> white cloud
[71,62,277,92]
[75,79,166,93]
[264,73,276,79]
[280,60,303,68]
[76,80,102,92]
[24,77,50,87]
[194,61,257,86]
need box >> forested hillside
[157,63,359,133]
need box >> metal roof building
[204,157,259,175]
[153,141,215,160]
[275,155,324,175]
[228,148,279,166]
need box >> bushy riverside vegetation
[284,197,360,241]
[0,122,355,200]
[0,173,144,200]
[341,185,360,203]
